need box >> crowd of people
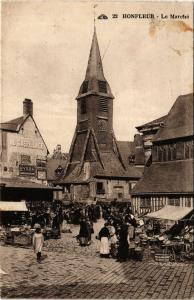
[2,200,193,264]
[98,208,139,262]
[75,203,142,262]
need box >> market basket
[154,253,170,263]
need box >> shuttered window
[98,80,107,93]
[98,97,108,112]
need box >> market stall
[0,201,61,246]
[0,201,33,246]
[143,205,194,262]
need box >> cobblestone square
[0,221,193,299]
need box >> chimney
[134,134,145,166]
[23,99,33,116]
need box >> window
[167,145,172,161]
[4,166,7,172]
[82,81,88,93]
[80,99,87,114]
[129,182,136,193]
[163,146,167,161]
[21,155,31,165]
[129,183,132,193]
[55,165,64,176]
[98,97,108,112]
[98,80,107,93]
[96,182,105,194]
[158,146,163,162]
[185,198,191,207]
[158,145,176,162]
[172,144,176,160]
[140,198,151,208]
[184,142,191,159]
[168,198,180,206]
[128,155,135,164]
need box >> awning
[146,205,193,221]
[0,201,28,212]
[0,177,62,190]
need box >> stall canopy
[146,205,193,221]
[0,201,28,212]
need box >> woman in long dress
[32,227,44,263]
[99,223,110,258]
[117,223,130,262]
[78,219,91,246]
[107,222,118,258]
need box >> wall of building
[1,117,48,182]
[152,138,194,162]
[62,178,138,202]
[132,195,193,214]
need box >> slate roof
[77,27,113,99]
[0,116,26,132]
[153,93,193,142]
[46,158,69,181]
[97,151,142,178]
[131,160,193,195]
[136,115,167,131]
[58,150,143,184]
[117,141,135,166]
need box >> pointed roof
[153,93,193,142]
[0,114,49,154]
[85,27,105,82]
[77,27,114,99]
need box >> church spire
[85,26,105,82]
[77,27,114,99]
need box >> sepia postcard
[0,0,193,299]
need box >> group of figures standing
[98,215,137,262]
[77,205,138,262]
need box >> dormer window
[98,80,107,93]
[128,155,135,164]
[82,81,88,93]
[55,165,64,176]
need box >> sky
[1,1,193,154]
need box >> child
[32,227,44,263]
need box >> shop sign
[19,165,35,176]
[36,159,46,168]
[10,137,44,150]
[37,170,47,180]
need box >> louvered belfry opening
[98,96,108,112]
[98,80,107,93]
